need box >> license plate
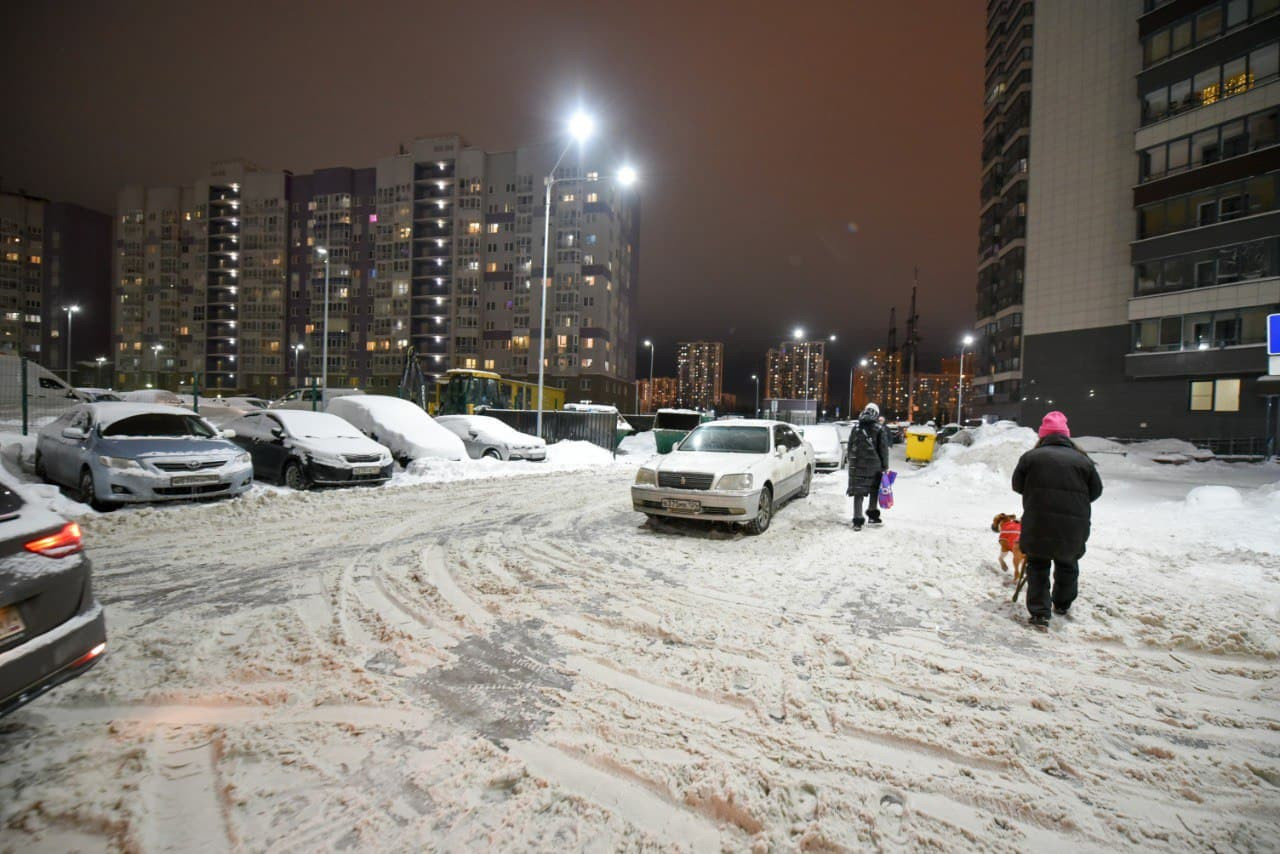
[171,474,220,487]
[353,465,382,476]
[661,498,702,512]
[0,605,24,643]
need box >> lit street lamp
[849,357,868,419]
[150,344,164,389]
[315,247,331,406]
[95,356,107,388]
[62,305,80,385]
[750,373,759,418]
[535,109,637,437]
[643,339,655,413]
[292,343,306,389]
[957,334,975,424]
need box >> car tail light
[69,642,106,669]
[24,522,84,558]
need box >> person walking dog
[846,403,890,531]
[1012,411,1103,629]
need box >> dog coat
[999,518,1021,549]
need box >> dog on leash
[991,513,1026,587]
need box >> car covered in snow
[0,472,107,717]
[223,410,394,490]
[118,389,185,406]
[631,419,814,535]
[434,415,546,461]
[35,403,253,508]
[270,387,364,411]
[73,388,123,403]
[325,395,466,465]
[798,423,845,472]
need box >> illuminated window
[304,323,315,334]
[467,222,481,234]
[483,359,495,370]
[584,338,594,348]
[398,226,412,239]
[464,357,477,369]
[366,341,377,352]
[556,334,568,349]
[586,193,598,203]
[487,223,500,233]
[486,262,498,273]
[29,255,41,264]
[561,193,575,203]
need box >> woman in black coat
[846,403,890,530]
[1012,410,1103,627]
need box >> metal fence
[1106,435,1270,459]
[0,356,82,435]
[482,408,620,453]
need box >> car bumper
[0,599,107,718]
[631,484,762,520]
[306,461,394,486]
[101,463,254,503]
[510,448,546,461]
[814,457,841,472]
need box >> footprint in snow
[877,790,908,845]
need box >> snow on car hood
[290,434,389,459]
[326,395,465,461]
[96,436,241,458]
[655,450,768,476]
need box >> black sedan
[223,410,394,490]
[0,473,106,717]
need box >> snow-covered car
[434,415,547,461]
[222,396,269,411]
[325,395,465,465]
[223,410,394,490]
[631,419,814,535]
[935,423,963,445]
[270,387,364,411]
[35,403,253,508]
[799,423,844,472]
[0,472,107,717]
[74,388,122,402]
[119,389,185,406]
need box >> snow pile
[1183,484,1244,509]
[1126,437,1215,464]
[923,420,1036,487]
[545,440,615,467]
[1074,436,1128,455]
[617,431,656,457]
[327,395,466,462]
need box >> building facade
[113,137,641,407]
[675,340,723,410]
[1,191,110,381]
[1018,0,1279,445]
[764,341,829,405]
[637,376,677,412]
[973,0,1034,422]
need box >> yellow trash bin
[905,425,937,464]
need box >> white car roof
[268,409,364,437]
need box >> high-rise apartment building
[638,376,678,411]
[675,340,723,410]
[1014,0,1279,445]
[1,191,110,379]
[973,0,1034,422]
[113,136,641,407]
[764,341,828,404]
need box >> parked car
[935,422,963,445]
[632,419,814,535]
[74,388,123,403]
[224,410,393,490]
[653,408,708,454]
[0,472,107,717]
[799,423,844,472]
[222,396,269,411]
[119,389,185,406]
[270,387,365,411]
[325,395,465,465]
[435,415,547,461]
[35,403,253,508]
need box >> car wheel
[798,467,813,498]
[746,486,773,535]
[33,451,46,479]
[482,448,502,460]
[77,467,111,510]
[284,461,310,491]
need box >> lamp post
[750,373,759,417]
[643,339,655,412]
[849,357,868,419]
[95,356,107,388]
[62,305,80,385]
[315,247,331,407]
[151,344,164,389]
[292,343,306,389]
[957,334,975,424]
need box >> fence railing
[1106,435,1270,459]
[481,408,619,453]
[0,356,82,435]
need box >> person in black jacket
[846,403,890,531]
[1012,411,1103,628]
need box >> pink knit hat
[1038,410,1070,438]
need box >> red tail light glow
[24,522,84,558]
[69,642,107,669]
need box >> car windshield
[274,412,363,440]
[677,425,769,454]
[102,413,216,438]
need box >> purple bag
[878,470,897,510]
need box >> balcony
[414,162,455,181]
[413,222,452,239]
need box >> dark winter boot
[852,518,864,531]
[1029,614,1050,630]
[867,509,883,527]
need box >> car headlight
[634,467,657,486]
[717,473,753,490]
[98,455,142,470]
[308,451,346,467]
[233,451,251,465]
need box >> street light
[95,355,107,388]
[849,357,868,420]
[151,344,164,389]
[62,305,80,385]
[643,339,655,413]
[315,247,331,407]
[292,343,306,389]
[958,334,975,424]
[750,373,759,418]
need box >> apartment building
[973,0,1034,422]
[637,376,678,411]
[1,191,110,379]
[113,137,641,406]
[1017,0,1278,444]
[764,341,829,405]
[675,340,723,410]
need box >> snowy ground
[1,425,1278,851]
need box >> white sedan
[631,419,814,534]
[799,423,845,472]
[434,415,547,461]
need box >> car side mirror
[62,427,87,440]
[774,444,786,457]
[220,429,237,439]
[270,427,285,440]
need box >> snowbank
[1074,436,1128,455]
[617,431,656,457]
[921,420,1036,486]
[1183,484,1245,509]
